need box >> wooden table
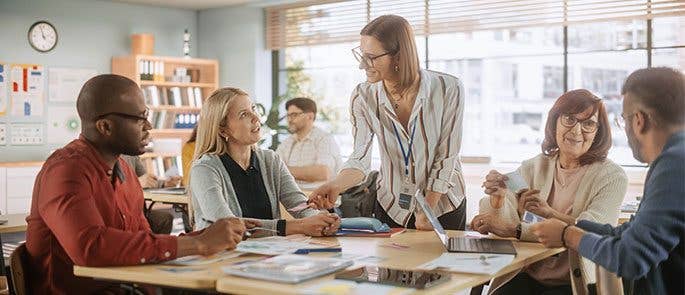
[143,192,191,233]
[74,230,564,294]
[0,214,28,276]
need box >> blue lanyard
[391,117,418,177]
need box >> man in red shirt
[25,74,245,294]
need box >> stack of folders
[222,255,353,284]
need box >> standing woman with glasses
[471,89,627,294]
[308,14,468,230]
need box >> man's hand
[138,174,158,189]
[163,176,182,188]
[193,217,245,256]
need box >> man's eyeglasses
[614,112,640,129]
[352,46,395,68]
[285,112,305,120]
[560,114,599,133]
[96,108,150,125]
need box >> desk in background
[0,214,28,276]
[143,192,191,233]
[74,230,564,294]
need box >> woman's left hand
[470,213,517,238]
[520,190,554,218]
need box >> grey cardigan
[189,148,320,232]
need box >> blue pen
[293,248,342,255]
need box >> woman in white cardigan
[471,89,627,295]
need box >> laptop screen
[413,190,450,246]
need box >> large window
[274,12,685,166]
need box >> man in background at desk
[25,74,245,294]
[276,97,341,190]
[532,67,685,295]
[121,154,179,234]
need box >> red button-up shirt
[26,136,178,294]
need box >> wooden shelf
[149,105,201,112]
[139,81,215,88]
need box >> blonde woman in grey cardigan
[190,87,340,237]
[471,89,627,295]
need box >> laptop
[144,187,187,195]
[414,191,517,255]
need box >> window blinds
[266,0,685,49]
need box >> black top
[219,151,273,220]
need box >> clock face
[28,21,58,52]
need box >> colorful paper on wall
[0,64,7,116]
[10,64,44,117]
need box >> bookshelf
[112,55,218,179]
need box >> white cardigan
[480,154,627,295]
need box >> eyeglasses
[614,112,638,129]
[285,112,305,119]
[560,114,599,133]
[352,46,395,68]
[96,108,150,126]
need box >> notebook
[222,255,353,283]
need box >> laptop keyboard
[449,237,493,252]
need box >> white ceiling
[109,0,302,10]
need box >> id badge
[398,179,416,210]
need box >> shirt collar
[78,134,126,182]
[664,131,685,151]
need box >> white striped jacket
[341,69,466,226]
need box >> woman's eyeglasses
[560,114,598,133]
[352,46,395,68]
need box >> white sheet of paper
[48,67,97,102]
[504,171,528,193]
[417,253,515,275]
[236,235,317,256]
[164,250,243,266]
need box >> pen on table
[293,247,342,255]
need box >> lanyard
[391,117,418,177]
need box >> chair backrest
[10,243,28,295]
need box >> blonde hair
[361,15,420,95]
[193,87,249,161]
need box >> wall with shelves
[0,0,198,162]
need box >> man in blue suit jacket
[532,67,685,295]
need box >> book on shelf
[193,87,203,107]
[169,87,182,107]
[185,87,195,107]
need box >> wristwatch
[515,223,522,239]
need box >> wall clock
[28,21,58,53]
